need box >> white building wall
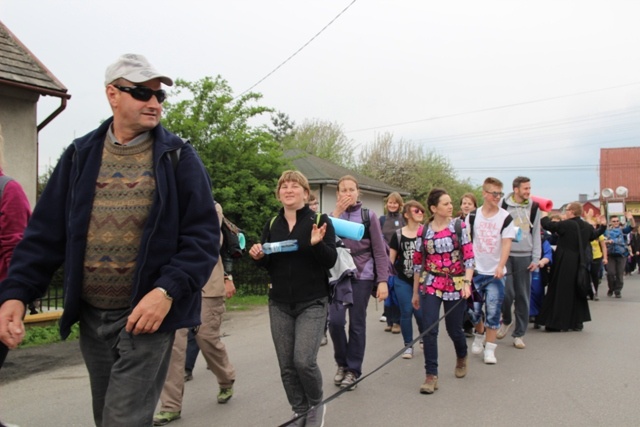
[0,86,39,208]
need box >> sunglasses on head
[411,207,424,214]
[114,85,167,103]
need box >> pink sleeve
[0,180,31,280]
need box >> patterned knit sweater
[82,136,156,309]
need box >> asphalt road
[1,276,639,426]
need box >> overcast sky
[3,0,640,206]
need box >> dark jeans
[0,342,7,370]
[328,279,373,378]
[79,303,174,427]
[590,258,603,295]
[420,293,467,376]
[607,255,626,294]
[384,305,401,326]
[185,328,199,372]
[269,298,327,414]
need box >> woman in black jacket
[249,170,337,427]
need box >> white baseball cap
[104,53,173,87]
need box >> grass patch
[20,323,79,348]
[226,292,268,311]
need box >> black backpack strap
[468,209,477,240]
[501,214,514,232]
[395,228,402,250]
[361,208,371,239]
[453,218,463,249]
[529,201,539,227]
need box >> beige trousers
[159,297,236,412]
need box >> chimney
[578,194,588,203]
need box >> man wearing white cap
[0,54,218,426]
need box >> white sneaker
[496,321,512,339]
[513,337,525,349]
[484,342,497,364]
[471,332,485,354]
[402,347,413,359]
[379,315,387,322]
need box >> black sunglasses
[114,85,167,103]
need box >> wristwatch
[155,287,173,301]
[224,275,234,282]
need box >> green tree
[269,111,296,144]
[162,76,287,241]
[283,118,355,168]
[358,132,479,207]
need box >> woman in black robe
[539,203,606,331]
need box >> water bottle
[263,239,299,254]
[513,226,522,243]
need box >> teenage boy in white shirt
[466,177,516,364]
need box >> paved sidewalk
[1,276,639,426]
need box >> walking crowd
[0,53,633,427]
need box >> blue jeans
[269,298,327,414]
[420,293,467,376]
[328,279,373,378]
[529,270,544,317]
[470,275,505,329]
[78,303,174,427]
[394,276,425,345]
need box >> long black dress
[538,217,605,331]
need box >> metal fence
[33,257,269,313]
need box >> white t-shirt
[466,206,517,275]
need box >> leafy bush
[20,323,79,348]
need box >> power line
[237,0,357,98]
[345,81,640,133]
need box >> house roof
[285,149,410,196]
[0,20,69,98]
[600,147,640,201]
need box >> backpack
[0,175,14,202]
[348,208,377,257]
[0,175,14,219]
[221,216,246,259]
[361,208,371,239]
[501,199,539,229]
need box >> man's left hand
[527,262,538,272]
[126,289,172,335]
[224,279,236,299]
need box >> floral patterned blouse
[413,218,475,300]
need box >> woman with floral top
[411,188,475,394]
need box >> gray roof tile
[0,20,68,96]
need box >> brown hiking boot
[420,374,438,394]
[455,356,467,378]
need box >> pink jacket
[0,173,31,281]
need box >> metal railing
[32,257,270,313]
